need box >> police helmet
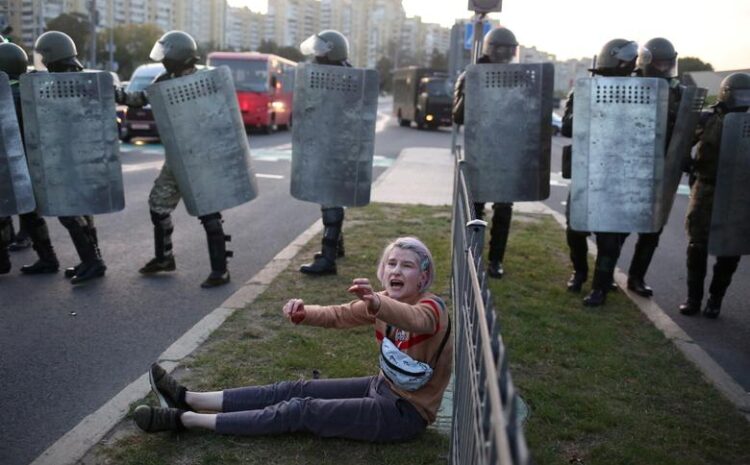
[482,26,518,64]
[718,72,750,110]
[300,30,349,63]
[33,30,80,70]
[149,30,199,72]
[636,37,678,78]
[594,39,637,77]
[0,42,28,78]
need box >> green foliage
[94,24,163,80]
[679,56,714,78]
[255,39,304,62]
[428,48,448,71]
[45,13,91,60]
[376,56,393,93]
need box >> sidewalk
[32,146,748,465]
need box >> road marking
[257,174,284,179]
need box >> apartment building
[226,5,264,51]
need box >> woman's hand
[283,298,305,324]
[347,278,381,313]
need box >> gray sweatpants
[216,375,426,442]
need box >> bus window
[209,58,269,92]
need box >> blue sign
[464,22,492,50]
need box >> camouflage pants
[685,180,714,245]
[148,163,182,216]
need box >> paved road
[544,136,750,391]
[0,98,456,465]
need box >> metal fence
[449,153,530,465]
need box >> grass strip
[495,214,750,465]
[91,203,453,465]
[88,205,750,465]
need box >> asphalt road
[0,98,451,465]
[544,136,750,391]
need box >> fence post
[466,218,487,267]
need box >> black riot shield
[570,76,670,233]
[658,85,706,226]
[20,71,124,216]
[290,63,379,207]
[463,62,554,202]
[0,72,35,216]
[147,66,258,217]
[708,112,750,256]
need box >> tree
[45,13,91,59]
[276,45,305,62]
[96,23,163,79]
[376,56,394,93]
[257,39,279,54]
[678,57,713,78]
[429,48,448,71]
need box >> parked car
[119,63,165,142]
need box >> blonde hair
[376,236,435,292]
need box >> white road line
[256,174,284,179]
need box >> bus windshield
[425,79,451,97]
[210,58,269,92]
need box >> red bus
[206,52,296,133]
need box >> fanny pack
[379,317,451,391]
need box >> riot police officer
[118,30,233,288]
[29,31,106,284]
[623,37,682,298]
[296,30,351,275]
[679,73,750,318]
[452,26,518,278]
[0,41,60,275]
[561,38,638,305]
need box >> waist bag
[379,317,451,391]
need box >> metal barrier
[449,152,530,465]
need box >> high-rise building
[226,5,264,51]
[266,0,318,49]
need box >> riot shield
[20,71,124,216]
[463,62,554,202]
[290,63,379,207]
[708,112,750,256]
[658,85,706,226]
[0,72,35,216]
[147,66,258,217]
[570,76,669,233]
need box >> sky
[227,0,750,71]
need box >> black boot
[486,203,512,279]
[566,227,589,292]
[627,231,660,297]
[703,256,740,319]
[19,215,60,275]
[583,270,610,307]
[487,260,504,279]
[200,213,231,288]
[0,218,11,274]
[301,207,343,276]
[60,216,106,284]
[140,211,177,274]
[314,234,345,259]
[679,244,707,316]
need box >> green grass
[90,203,453,465]
[87,205,750,465]
[493,214,750,465]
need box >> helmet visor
[32,51,47,71]
[613,41,638,63]
[485,44,518,64]
[300,34,332,58]
[149,41,167,62]
[727,89,750,109]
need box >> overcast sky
[227,0,749,70]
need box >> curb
[29,219,325,465]
[515,201,750,422]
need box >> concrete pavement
[31,145,748,465]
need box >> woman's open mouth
[389,278,404,291]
